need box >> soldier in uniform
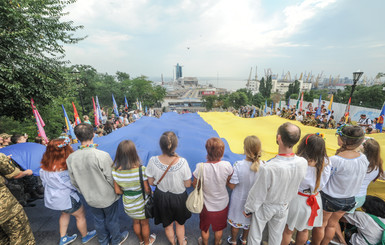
[0,153,35,245]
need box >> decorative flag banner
[136,98,140,110]
[271,101,274,111]
[344,97,351,123]
[31,99,48,143]
[299,92,304,112]
[315,95,322,118]
[124,96,129,110]
[145,106,148,114]
[96,96,103,121]
[279,100,281,109]
[61,105,77,142]
[112,94,119,117]
[251,108,256,118]
[327,94,334,120]
[139,101,143,111]
[296,93,300,110]
[92,97,99,126]
[287,95,290,107]
[375,103,385,132]
[72,102,81,125]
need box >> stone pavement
[25,188,268,244]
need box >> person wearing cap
[0,153,35,244]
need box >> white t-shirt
[357,168,379,197]
[344,212,385,245]
[193,161,233,212]
[322,154,369,198]
[298,159,332,194]
[296,115,303,122]
[145,156,191,194]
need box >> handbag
[186,162,204,213]
[139,165,155,219]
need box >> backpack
[363,214,385,245]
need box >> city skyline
[63,0,385,82]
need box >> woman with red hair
[193,137,233,245]
[40,137,96,245]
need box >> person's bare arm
[14,169,33,179]
[113,180,123,195]
[148,177,155,186]
[184,179,191,188]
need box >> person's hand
[6,154,12,159]
[243,211,251,218]
[24,169,33,176]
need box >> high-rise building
[176,63,183,80]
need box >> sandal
[227,236,237,245]
[239,234,247,245]
[149,233,157,245]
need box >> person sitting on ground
[194,137,233,245]
[146,131,191,245]
[244,122,308,245]
[0,153,35,245]
[66,123,129,245]
[112,140,156,245]
[281,134,331,245]
[343,196,385,245]
[40,137,96,245]
[227,136,264,245]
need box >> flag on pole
[287,95,290,107]
[344,97,351,123]
[299,92,304,112]
[92,97,99,126]
[296,94,300,110]
[271,101,274,111]
[139,101,143,111]
[31,99,48,143]
[279,100,281,109]
[375,103,385,132]
[145,106,148,114]
[327,94,334,120]
[124,96,129,110]
[62,105,77,142]
[112,94,119,117]
[72,102,81,125]
[315,95,322,118]
[136,98,140,110]
[96,96,103,120]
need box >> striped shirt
[112,166,148,219]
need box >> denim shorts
[320,191,356,212]
[62,196,82,214]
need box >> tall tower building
[176,63,183,80]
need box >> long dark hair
[296,134,328,192]
[362,196,385,218]
[113,140,141,170]
[363,139,384,182]
[335,125,364,154]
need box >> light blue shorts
[346,195,366,213]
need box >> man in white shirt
[244,122,308,245]
[357,114,372,131]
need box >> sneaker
[82,230,97,244]
[59,234,77,245]
[119,231,129,245]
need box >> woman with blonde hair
[227,135,263,245]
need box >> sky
[63,0,385,85]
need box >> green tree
[228,92,248,109]
[285,80,300,100]
[202,95,217,111]
[0,0,84,119]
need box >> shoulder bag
[186,162,204,213]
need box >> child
[112,140,156,245]
[40,137,96,245]
[312,126,369,245]
[281,134,331,245]
[227,136,263,245]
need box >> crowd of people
[236,102,383,134]
[1,119,384,245]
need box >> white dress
[227,160,261,229]
[286,161,332,231]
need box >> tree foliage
[285,80,300,100]
[0,0,84,119]
[258,76,273,98]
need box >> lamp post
[71,68,85,115]
[349,70,364,101]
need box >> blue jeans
[89,200,121,245]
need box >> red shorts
[199,205,229,232]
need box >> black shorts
[153,188,191,227]
[61,196,82,214]
[320,191,356,212]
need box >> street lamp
[349,70,364,100]
[71,68,85,115]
